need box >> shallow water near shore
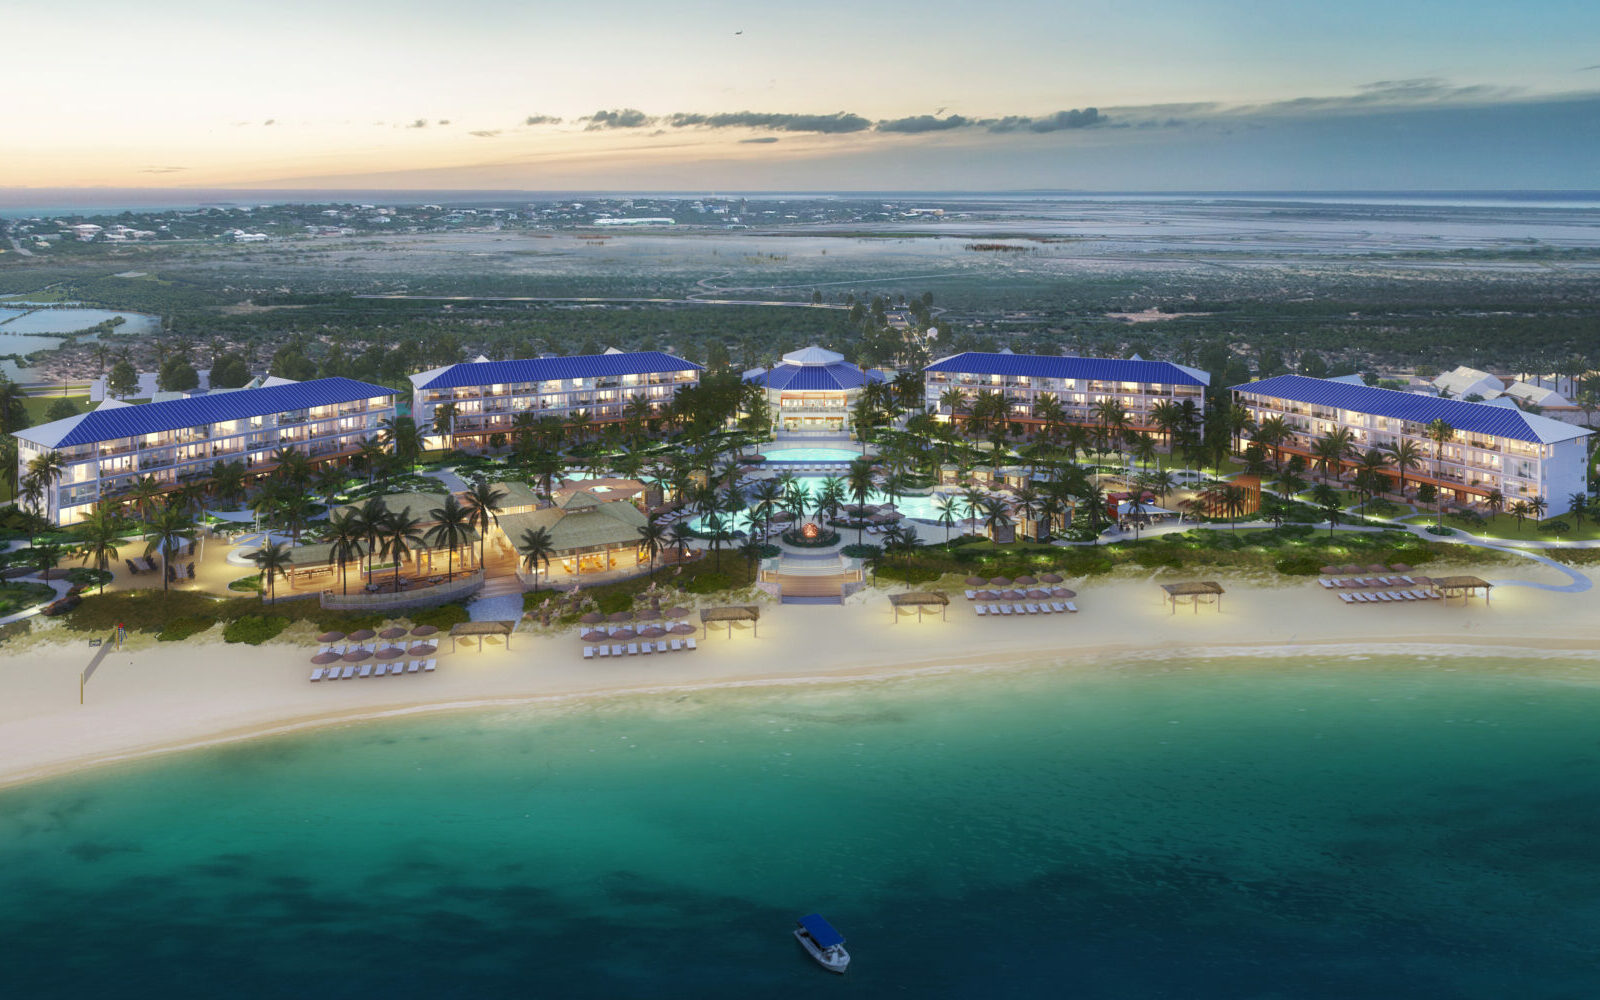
[2,654,1597,998]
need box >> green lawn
[21,394,94,424]
[1397,510,1600,542]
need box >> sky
[7,0,1600,191]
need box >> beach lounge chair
[1339,593,1355,604]
[1399,576,1416,586]
[641,642,653,655]
[627,643,639,655]
[656,641,667,653]
[1025,604,1039,614]
[1050,602,1065,613]
[583,646,595,659]
[375,664,388,676]
[612,644,625,657]
[310,668,325,682]
[1319,579,1334,589]
[686,637,697,650]
[408,660,421,673]
[341,666,355,679]
[423,659,436,672]
[975,605,987,616]
[358,664,372,677]
[1064,602,1078,613]
[965,590,977,600]
[598,645,610,657]
[670,639,683,651]
[999,604,1012,615]
[1013,603,1027,615]
[987,604,1001,616]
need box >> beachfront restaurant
[500,489,649,579]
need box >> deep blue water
[2,655,1598,998]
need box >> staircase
[770,551,861,604]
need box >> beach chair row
[584,638,697,659]
[320,640,434,655]
[312,659,435,681]
[1338,590,1438,604]
[1319,576,1417,589]
[975,602,1077,616]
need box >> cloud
[665,111,871,133]
[1244,78,1514,116]
[469,130,501,138]
[985,108,1106,132]
[1580,64,1600,71]
[406,119,428,128]
[523,114,562,125]
[138,166,187,174]
[437,119,451,126]
[739,136,780,144]
[877,114,972,133]
[263,119,275,126]
[583,108,655,130]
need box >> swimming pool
[760,447,864,463]
[688,476,949,533]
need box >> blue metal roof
[52,378,394,448]
[1232,374,1589,444]
[924,352,1209,387]
[420,351,701,390]
[750,362,883,392]
[798,914,844,948]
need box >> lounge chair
[965,590,977,600]
[407,660,421,673]
[1013,604,1027,615]
[988,604,1001,616]
[423,659,436,672]
[597,645,610,657]
[686,637,697,650]
[1064,602,1078,613]
[670,639,683,651]
[1025,604,1039,614]
[999,605,1012,615]
[358,664,373,677]
[375,664,388,676]
[612,644,625,657]
[975,605,987,616]
[627,643,639,655]
[340,666,355,679]
[641,642,653,655]
[310,668,325,682]
[656,641,667,653]
[583,646,595,659]
[1050,602,1065,613]
[1399,576,1416,586]
[1339,593,1355,604]
[1319,579,1335,589]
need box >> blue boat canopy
[799,913,845,948]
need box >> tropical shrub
[222,615,289,645]
[409,603,472,629]
[158,616,216,642]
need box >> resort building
[922,351,1210,435]
[1232,374,1593,504]
[500,488,650,578]
[409,350,702,449]
[13,377,397,525]
[744,346,886,433]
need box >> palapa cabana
[700,606,761,639]
[449,619,516,653]
[1161,581,1225,614]
[889,591,949,622]
[1431,575,1494,603]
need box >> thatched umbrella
[664,606,690,618]
[580,612,605,624]
[341,648,372,663]
[379,626,408,640]
[611,627,636,641]
[636,609,662,621]
[1366,563,1387,574]
[1320,565,1339,575]
[1039,573,1063,584]
[411,642,437,656]
[669,622,695,635]
[966,575,987,586]
[639,625,668,638]
[1014,575,1038,586]
[311,650,342,664]
[410,624,439,637]
[1390,563,1413,573]
[1026,588,1050,599]
[1001,589,1026,601]
[581,629,610,642]
[1411,576,1432,586]
[317,630,346,643]
[1340,564,1362,575]
[348,628,377,642]
[608,611,633,623]
[989,576,1012,587]
[975,590,997,601]
[376,646,406,660]
[1051,587,1077,599]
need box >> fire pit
[801,522,820,540]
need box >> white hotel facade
[13,377,397,526]
[1232,374,1592,505]
[409,350,702,449]
[922,351,1210,432]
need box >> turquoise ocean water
[3,654,1597,998]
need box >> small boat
[794,913,850,973]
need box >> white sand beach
[2,562,1596,791]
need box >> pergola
[889,591,949,622]
[700,606,761,639]
[449,620,516,653]
[1161,581,1225,614]
[1431,575,1494,603]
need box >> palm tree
[1311,483,1343,538]
[461,480,506,570]
[432,402,460,451]
[1484,488,1505,516]
[275,490,316,548]
[668,521,696,564]
[1252,415,1290,470]
[380,415,427,469]
[749,479,783,539]
[210,460,250,509]
[516,526,555,586]
[1384,439,1423,499]
[1568,491,1589,529]
[313,465,346,510]
[250,540,294,602]
[846,458,875,546]
[23,449,65,521]
[1425,418,1455,528]
[425,494,473,581]
[380,509,426,591]
[1310,427,1354,483]
[354,437,387,485]
[72,503,126,594]
[637,517,668,579]
[980,496,1012,542]
[933,495,958,543]
[0,436,17,500]
[737,533,766,578]
[324,509,366,595]
[145,502,196,591]
[1528,494,1548,524]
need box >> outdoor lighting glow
[801,522,820,540]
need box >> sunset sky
[9,0,1600,191]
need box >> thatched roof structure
[1432,575,1494,601]
[449,619,517,652]
[889,590,949,621]
[1161,580,1224,614]
[699,605,761,637]
[497,490,646,554]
